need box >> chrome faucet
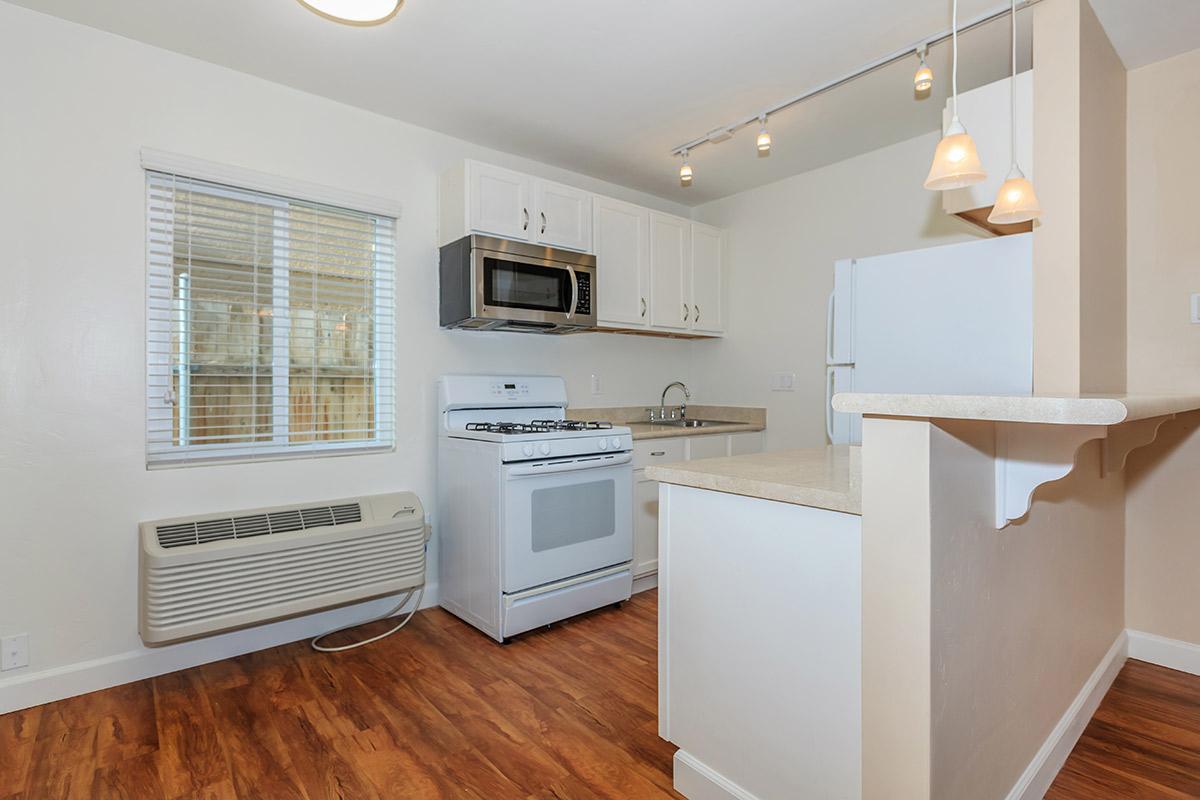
[659,381,691,421]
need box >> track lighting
[989,0,1041,223]
[679,150,693,186]
[756,115,771,156]
[925,0,986,191]
[914,45,933,93]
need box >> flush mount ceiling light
[989,0,1041,224]
[924,0,987,190]
[297,0,403,26]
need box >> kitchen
[3,1,1200,799]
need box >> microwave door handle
[567,265,579,319]
[508,452,633,477]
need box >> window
[146,170,395,466]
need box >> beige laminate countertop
[625,421,765,440]
[645,446,861,515]
[832,392,1200,425]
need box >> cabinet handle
[695,304,701,323]
[522,208,529,231]
[640,297,647,318]
[540,212,547,235]
[682,303,690,322]
[651,451,666,457]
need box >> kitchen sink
[655,419,730,428]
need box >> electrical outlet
[590,373,603,395]
[1191,293,1200,324]
[770,372,797,392]
[1,634,29,671]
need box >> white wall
[0,4,697,710]
[691,132,985,451]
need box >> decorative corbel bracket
[994,423,1107,529]
[1102,414,1176,476]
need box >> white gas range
[436,375,633,643]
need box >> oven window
[530,479,615,552]
[484,257,570,313]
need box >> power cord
[310,584,425,653]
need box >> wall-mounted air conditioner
[139,492,427,645]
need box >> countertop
[645,446,861,515]
[568,404,766,441]
[832,392,1200,425]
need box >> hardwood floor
[1046,659,1200,799]
[5,593,1200,800]
[0,590,681,800]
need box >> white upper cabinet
[941,71,1033,215]
[689,222,724,335]
[441,160,591,252]
[649,212,690,331]
[594,196,650,327]
[535,180,592,251]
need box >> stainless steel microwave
[439,235,596,334]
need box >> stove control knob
[598,439,609,451]
[610,437,622,449]
[539,443,552,456]
[522,444,535,458]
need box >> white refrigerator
[826,233,1034,445]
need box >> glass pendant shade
[914,64,933,92]
[988,166,1041,224]
[924,117,986,190]
[297,0,403,25]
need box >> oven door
[473,247,595,329]
[501,453,633,593]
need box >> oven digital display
[504,383,516,390]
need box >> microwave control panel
[576,273,592,315]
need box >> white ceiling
[1089,0,1200,70]
[8,0,1194,206]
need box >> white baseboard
[673,750,763,800]
[0,583,438,715]
[1128,629,1200,676]
[632,571,659,594]
[1004,630,1127,800]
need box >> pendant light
[914,45,933,93]
[296,0,403,26]
[756,115,772,156]
[924,0,986,190]
[988,0,1041,224]
[679,150,693,186]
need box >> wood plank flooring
[1046,658,1200,799]
[0,590,681,800]
[4,591,1200,799]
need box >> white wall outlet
[1191,293,1200,324]
[1,634,29,671]
[770,372,797,391]
[590,373,603,395]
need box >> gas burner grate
[531,420,614,432]
[463,420,615,435]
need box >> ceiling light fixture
[679,150,693,186]
[988,0,1041,224]
[914,45,934,93]
[756,115,772,156]
[924,0,987,190]
[296,0,403,26]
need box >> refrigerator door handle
[825,366,836,443]
[825,290,836,365]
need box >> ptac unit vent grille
[155,503,363,549]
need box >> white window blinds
[146,170,396,466]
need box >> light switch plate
[590,373,602,395]
[1,634,29,671]
[1191,293,1200,324]
[770,372,797,391]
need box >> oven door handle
[566,265,579,320]
[507,452,632,477]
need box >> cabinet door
[690,223,724,334]
[633,470,660,578]
[468,161,533,241]
[686,434,728,461]
[729,431,764,456]
[594,196,649,327]
[534,180,592,252]
[649,213,690,331]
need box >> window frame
[144,162,397,469]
